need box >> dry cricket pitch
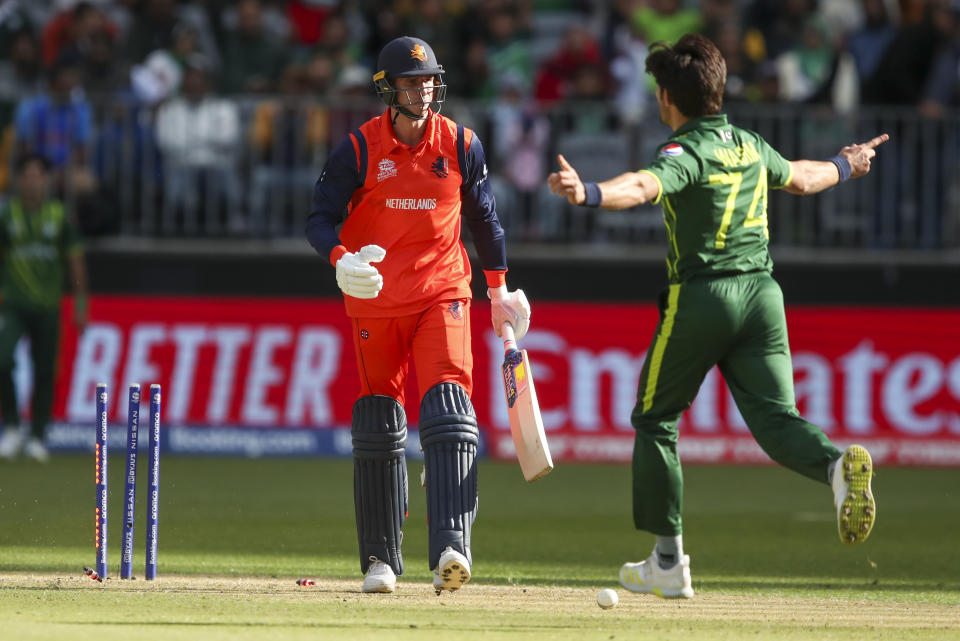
[2,573,958,641]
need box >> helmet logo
[410,45,427,62]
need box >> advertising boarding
[35,297,960,465]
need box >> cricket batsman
[549,34,886,598]
[305,36,530,594]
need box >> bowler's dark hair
[645,34,726,118]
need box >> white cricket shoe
[23,437,50,463]
[832,444,876,545]
[619,549,694,599]
[361,557,396,593]
[432,547,471,594]
[0,426,27,459]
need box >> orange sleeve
[329,245,348,267]
[483,270,507,288]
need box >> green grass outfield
[1,456,958,640]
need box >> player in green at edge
[549,34,886,599]
[0,154,89,463]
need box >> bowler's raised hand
[839,133,889,179]
[548,154,586,205]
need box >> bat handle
[501,321,518,353]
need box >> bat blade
[502,347,553,482]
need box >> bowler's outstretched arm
[547,154,661,210]
[784,134,889,195]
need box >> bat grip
[501,321,518,353]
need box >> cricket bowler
[549,33,885,599]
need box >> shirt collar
[674,113,728,136]
[379,108,438,152]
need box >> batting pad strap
[419,383,479,569]
[419,383,479,447]
[352,395,408,576]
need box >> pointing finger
[860,133,889,150]
[557,154,574,171]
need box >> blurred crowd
[0,0,958,242]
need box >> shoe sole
[837,445,876,545]
[435,557,470,594]
[618,566,694,599]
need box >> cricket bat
[501,322,553,482]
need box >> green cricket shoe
[832,445,876,545]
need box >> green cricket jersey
[0,198,82,309]
[641,114,793,283]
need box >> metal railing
[29,95,960,253]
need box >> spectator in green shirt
[633,0,704,46]
[221,0,288,94]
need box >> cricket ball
[596,588,619,609]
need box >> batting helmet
[373,36,447,120]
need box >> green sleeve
[642,142,702,204]
[758,137,793,189]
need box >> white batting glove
[336,245,386,299]
[488,285,531,340]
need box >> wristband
[583,182,602,207]
[828,155,851,183]
[483,269,507,288]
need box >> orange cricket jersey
[339,110,474,318]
